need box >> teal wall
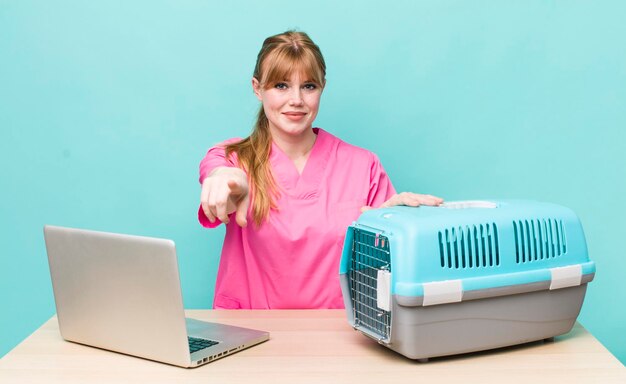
[1,1,624,364]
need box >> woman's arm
[360,152,442,211]
[197,138,248,228]
[361,192,443,212]
[200,166,250,227]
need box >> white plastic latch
[550,265,582,290]
[376,269,391,311]
[423,280,463,306]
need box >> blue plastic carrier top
[339,199,595,306]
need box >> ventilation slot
[513,219,566,263]
[349,228,391,341]
[438,223,500,269]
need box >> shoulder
[204,137,244,156]
[201,137,245,168]
[317,128,381,164]
[213,137,245,148]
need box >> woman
[199,31,442,309]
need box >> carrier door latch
[376,269,392,311]
[550,264,582,290]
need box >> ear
[252,77,263,101]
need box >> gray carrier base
[340,275,592,361]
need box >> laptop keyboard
[188,336,219,353]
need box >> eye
[274,82,288,90]
[303,83,317,91]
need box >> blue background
[1,1,624,364]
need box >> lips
[282,111,307,121]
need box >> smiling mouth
[282,112,307,121]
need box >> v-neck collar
[270,128,331,199]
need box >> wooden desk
[1,310,624,383]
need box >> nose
[288,87,304,106]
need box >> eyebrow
[275,80,318,87]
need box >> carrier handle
[440,200,498,209]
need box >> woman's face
[252,72,323,139]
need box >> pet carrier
[339,200,595,361]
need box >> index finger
[227,179,246,196]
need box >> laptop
[43,225,269,368]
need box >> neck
[270,128,317,162]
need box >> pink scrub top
[198,128,396,309]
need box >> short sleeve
[197,138,242,228]
[367,154,396,207]
[198,138,242,183]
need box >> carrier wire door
[349,228,391,342]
